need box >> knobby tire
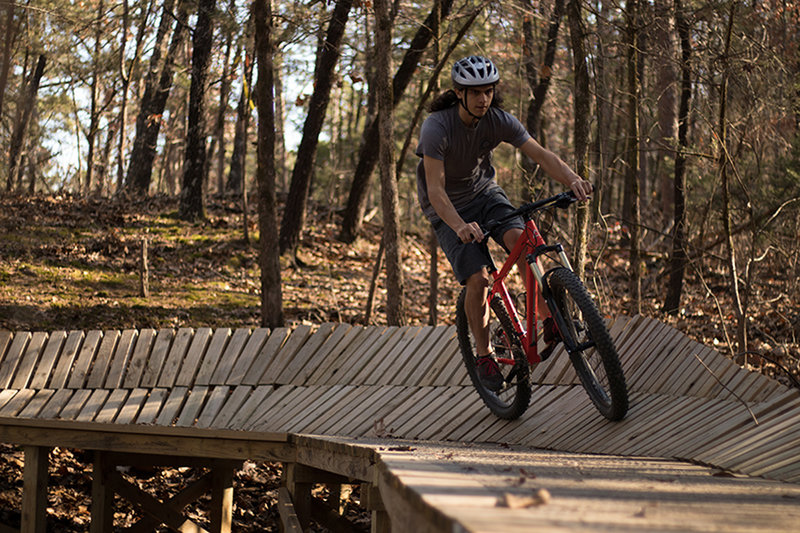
[456,287,531,420]
[545,267,629,421]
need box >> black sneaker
[476,354,504,392]
[539,317,562,361]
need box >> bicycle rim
[546,268,629,421]
[456,287,531,420]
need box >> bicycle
[455,191,629,421]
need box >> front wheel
[456,287,531,420]
[545,267,629,421]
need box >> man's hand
[457,221,484,244]
[569,176,594,201]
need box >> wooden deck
[0,315,798,531]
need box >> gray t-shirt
[416,105,531,223]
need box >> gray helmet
[452,56,500,87]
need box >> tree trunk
[338,0,456,243]
[227,37,254,195]
[664,0,692,316]
[126,0,186,194]
[567,0,590,279]
[0,1,21,120]
[718,2,745,354]
[374,0,406,326]
[653,0,677,223]
[278,0,354,255]
[215,25,234,195]
[179,0,216,221]
[593,0,611,215]
[86,0,104,195]
[7,55,45,193]
[280,0,353,254]
[625,0,642,315]
[254,0,283,327]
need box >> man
[415,55,593,391]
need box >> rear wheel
[545,267,629,421]
[456,287,531,420]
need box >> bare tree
[179,0,217,220]
[278,0,354,256]
[7,55,45,193]
[254,0,283,327]
[625,0,642,314]
[664,0,692,315]
[374,0,405,326]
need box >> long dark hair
[428,87,504,113]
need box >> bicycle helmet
[452,55,500,87]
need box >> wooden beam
[277,487,304,533]
[21,446,48,533]
[283,463,312,530]
[90,451,113,533]
[210,466,234,533]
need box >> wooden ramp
[0,316,798,531]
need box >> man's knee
[465,269,489,293]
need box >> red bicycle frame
[485,216,574,366]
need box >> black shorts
[432,187,524,285]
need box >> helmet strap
[458,89,482,125]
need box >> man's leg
[464,268,491,356]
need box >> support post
[283,463,312,530]
[21,446,49,533]
[210,466,234,533]
[90,451,114,533]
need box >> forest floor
[0,193,798,530]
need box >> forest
[1,0,799,386]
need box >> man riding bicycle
[415,55,593,391]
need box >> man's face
[457,85,495,117]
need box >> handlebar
[483,191,579,235]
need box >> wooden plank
[210,385,253,429]
[37,389,75,420]
[95,389,129,424]
[482,385,575,444]
[256,326,312,385]
[122,328,156,388]
[236,327,291,386]
[418,332,461,387]
[190,328,232,386]
[76,389,111,422]
[431,339,469,387]
[211,328,270,385]
[195,386,231,428]
[278,486,304,533]
[324,327,388,386]
[157,328,196,388]
[287,386,356,434]
[686,347,736,398]
[0,330,13,367]
[136,388,169,424]
[103,330,138,389]
[112,388,149,425]
[67,330,103,389]
[659,339,709,396]
[304,387,376,436]
[58,389,93,420]
[226,385,274,430]
[269,386,333,432]
[156,387,190,426]
[86,330,121,389]
[0,390,36,417]
[634,331,694,393]
[248,386,313,432]
[403,327,457,386]
[174,328,213,387]
[390,387,462,437]
[18,390,55,419]
[334,328,400,386]
[290,324,353,386]
[648,398,734,458]
[242,386,304,431]
[175,386,210,427]
[139,329,175,388]
[414,387,480,441]
[305,326,369,385]
[271,325,338,385]
[332,386,415,438]
[11,332,48,390]
[372,326,437,386]
[0,331,31,388]
[360,326,419,385]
